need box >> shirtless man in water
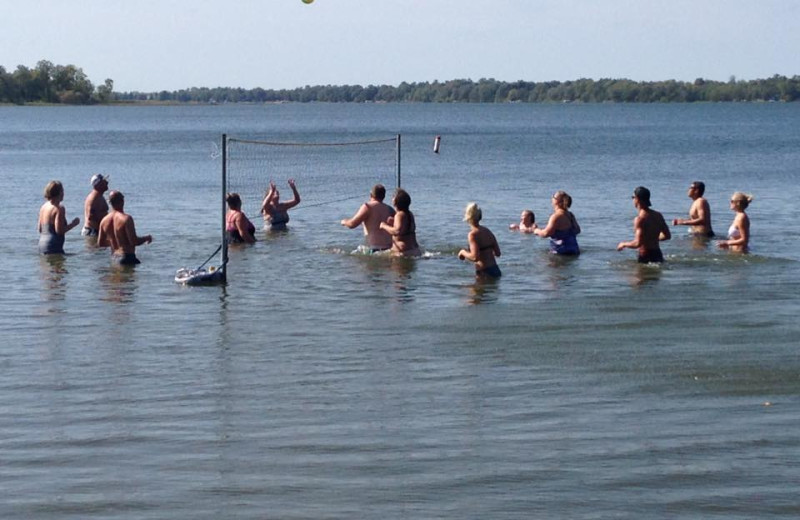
[340,184,396,252]
[672,181,714,237]
[82,174,109,237]
[97,190,152,265]
[617,186,671,263]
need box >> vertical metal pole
[396,134,401,188]
[221,134,228,281]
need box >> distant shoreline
[3,61,799,105]
[2,98,793,108]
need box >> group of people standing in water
[505,180,753,268]
[37,174,152,264]
[227,181,422,256]
[225,178,753,281]
[40,174,753,277]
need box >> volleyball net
[220,134,402,268]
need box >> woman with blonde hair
[458,202,501,278]
[533,190,580,255]
[37,180,80,254]
[718,192,753,252]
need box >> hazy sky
[2,0,798,92]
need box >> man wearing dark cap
[617,186,671,263]
[672,181,714,237]
[82,173,109,237]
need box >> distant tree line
[3,61,799,105]
[0,60,113,104]
[119,76,800,104]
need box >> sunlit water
[1,103,799,519]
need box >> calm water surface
[1,103,799,519]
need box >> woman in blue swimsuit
[533,190,580,255]
[37,180,80,255]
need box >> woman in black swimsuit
[379,188,421,257]
[225,193,256,244]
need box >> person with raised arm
[340,184,396,252]
[38,180,80,255]
[261,179,301,231]
[617,186,671,263]
[458,202,501,278]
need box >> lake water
[1,103,799,519]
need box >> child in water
[509,210,537,233]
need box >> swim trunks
[81,226,98,237]
[476,264,502,278]
[368,245,391,253]
[637,249,664,264]
[112,253,140,265]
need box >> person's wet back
[97,190,152,265]
[340,184,396,252]
[617,186,671,263]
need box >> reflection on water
[542,252,581,291]
[464,276,500,305]
[100,264,138,304]
[389,256,417,303]
[690,234,715,251]
[631,261,664,287]
[38,254,68,303]
[351,252,419,303]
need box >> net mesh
[225,136,399,219]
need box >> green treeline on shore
[1,61,113,105]
[3,61,799,105]
[130,75,800,104]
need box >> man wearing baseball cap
[617,186,671,263]
[82,173,110,237]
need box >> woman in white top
[718,192,753,253]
